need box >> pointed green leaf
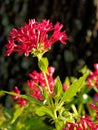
[36,106,54,118]
[60,73,88,104]
[11,107,24,124]
[0,91,42,106]
[42,88,48,99]
[64,76,70,86]
[24,94,42,105]
[54,76,63,98]
[38,57,48,73]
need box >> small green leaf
[0,91,42,105]
[42,88,48,99]
[60,73,88,104]
[63,76,70,86]
[79,65,89,74]
[36,107,46,116]
[36,106,54,118]
[11,107,24,124]
[38,57,48,73]
[54,76,63,98]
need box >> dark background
[0,0,98,105]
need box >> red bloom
[89,104,98,111]
[27,66,55,100]
[87,63,98,88]
[5,19,68,56]
[12,86,26,107]
[63,115,98,130]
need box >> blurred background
[0,0,98,106]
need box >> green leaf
[24,116,53,130]
[63,76,70,86]
[59,73,88,104]
[11,107,24,124]
[0,90,5,97]
[42,88,48,99]
[55,120,64,130]
[24,94,42,105]
[54,76,63,98]
[79,65,88,74]
[3,108,12,119]
[0,91,42,105]
[38,57,48,73]
[36,106,54,119]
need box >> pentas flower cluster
[87,63,98,88]
[27,66,55,100]
[5,19,68,57]
[63,115,98,130]
[12,66,69,106]
[12,66,55,106]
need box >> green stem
[43,72,51,94]
[71,104,78,116]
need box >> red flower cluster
[89,103,98,112]
[5,19,68,57]
[27,66,55,100]
[89,103,98,120]
[87,63,98,88]
[12,66,70,105]
[12,86,26,107]
[63,115,98,130]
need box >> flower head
[5,19,68,57]
[63,115,98,130]
[27,66,55,100]
[87,63,98,88]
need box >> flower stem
[43,72,51,94]
[71,104,78,116]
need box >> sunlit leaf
[54,76,63,98]
[60,73,88,104]
[11,107,24,124]
[36,106,54,119]
[38,57,48,73]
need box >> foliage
[0,18,98,130]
